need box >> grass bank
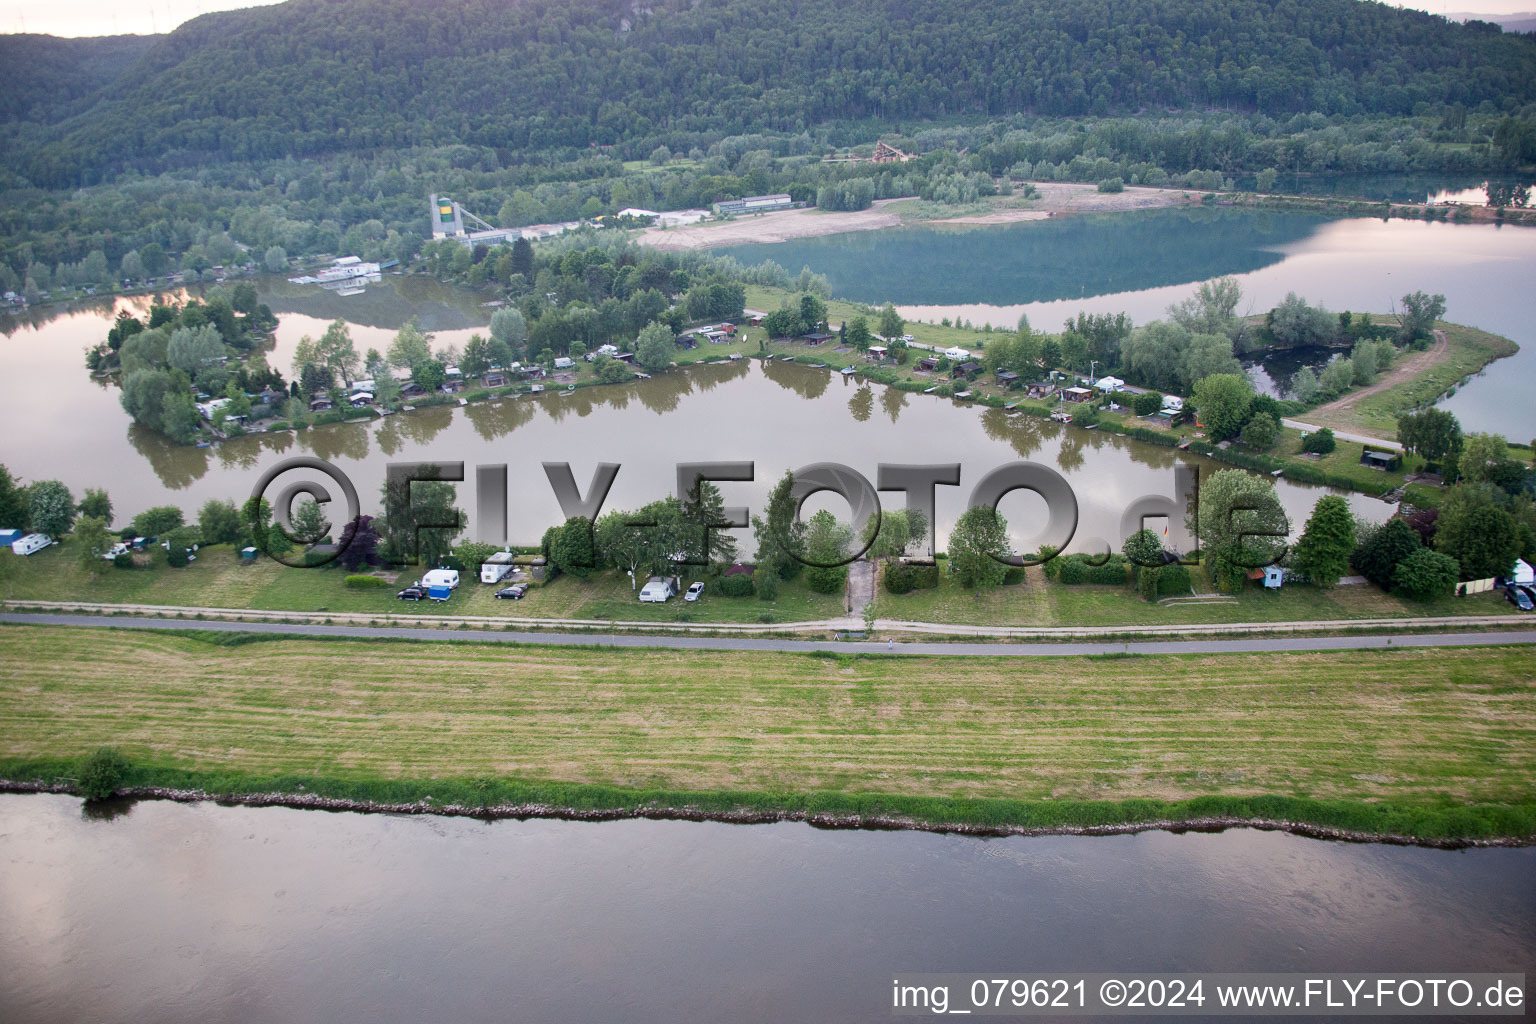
[2,626,1531,841]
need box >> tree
[412,360,447,393]
[461,335,492,377]
[263,246,288,273]
[317,319,360,385]
[166,323,225,375]
[681,476,739,567]
[1353,518,1422,588]
[1169,276,1242,338]
[1301,427,1336,455]
[1123,527,1166,599]
[387,320,432,369]
[78,488,113,525]
[1454,433,1508,485]
[489,308,528,359]
[198,499,243,545]
[845,316,872,352]
[1267,292,1336,348]
[1239,411,1280,450]
[1392,548,1459,601]
[377,475,463,568]
[1131,391,1163,416]
[160,389,202,444]
[549,516,597,577]
[762,305,801,339]
[1398,291,1446,346]
[28,479,76,538]
[73,515,112,570]
[598,500,686,587]
[290,498,329,545]
[863,507,924,564]
[133,505,184,537]
[1289,366,1320,403]
[0,465,30,529]
[877,303,904,340]
[1192,469,1288,592]
[1434,486,1518,580]
[1291,495,1356,587]
[1350,340,1377,386]
[1396,408,1462,465]
[798,293,827,335]
[949,505,1012,591]
[338,515,382,571]
[802,509,853,594]
[1190,373,1253,442]
[752,469,804,580]
[635,321,674,372]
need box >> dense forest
[1,0,1535,300]
[6,0,1536,185]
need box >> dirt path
[1299,329,1447,439]
[845,560,876,619]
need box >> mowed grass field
[2,626,1531,818]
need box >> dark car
[397,585,428,601]
[494,584,528,600]
[1505,587,1533,611]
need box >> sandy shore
[636,182,1208,251]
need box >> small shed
[868,345,888,360]
[1359,446,1402,471]
[1062,386,1094,403]
[1025,382,1056,399]
[309,397,334,412]
[240,546,259,563]
[996,371,1021,388]
[1248,565,1284,589]
[553,356,574,370]
[917,357,938,372]
[802,333,832,346]
[483,372,507,388]
[953,360,980,380]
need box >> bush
[345,574,389,588]
[1056,557,1086,584]
[718,573,755,597]
[1097,177,1125,193]
[805,563,848,594]
[885,562,940,594]
[1132,391,1164,416]
[1002,566,1027,585]
[756,571,779,601]
[1054,554,1130,585]
[112,552,134,569]
[77,747,130,801]
[1158,563,1193,596]
[1301,427,1336,454]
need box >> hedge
[345,574,390,588]
[717,573,755,597]
[1054,553,1130,585]
[885,562,940,594]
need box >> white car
[684,581,705,602]
[103,542,132,560]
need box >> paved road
[1281,419,1403,450]
[5,612,1535,658]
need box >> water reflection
[761,358,831,400]
[297,419,373,463]
[126,421,209,490]
[462,398,538,441]
[848,386,873,422]
[879,385,907,423]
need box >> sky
[0,0,1531,36]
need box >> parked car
[397,585,428,601]
[494,584,528,600]
[102,542,132,560]
[1519,585,1536,606]
[1505,587,1533,611]
[685,581,705,602]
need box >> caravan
[480,551,518,584]
[11,533,53,556]
[420,568,460,590]
[638,575,680,602]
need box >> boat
[923,386,938,393]
[840,366,856,375]
[195,441,212,448]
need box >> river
[0,794,1530,1024]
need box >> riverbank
[1230,190,1536,226]
[0,626,1531,842]
[2,777,1531,848]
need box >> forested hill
[0,33,160,124]
[9,0,1536,185]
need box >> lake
[0,794,1531,1024]
[719,208,1536,438]
[0,280,1381,553]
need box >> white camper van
[11,533,53,556]
[480,551,518,584]
[420,568,460,590]
[638,575,679,602]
